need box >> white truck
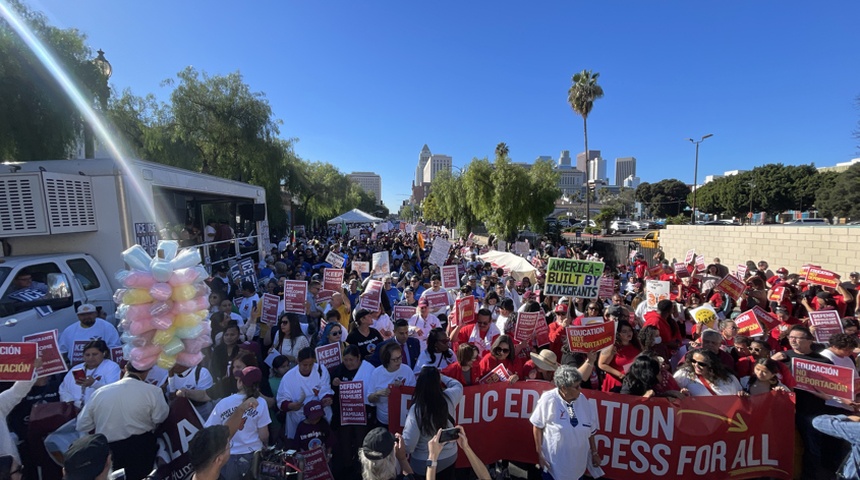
[0,158,268,341]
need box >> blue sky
[29,0,860,209]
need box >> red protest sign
[695,255,706,273]
[440,265,460,290]
[534,316,550,347]
[339,380,367,426]
[752,306,780,332]
[685,249,696,264]
[317,289,334,304]
[22,330,67,378]
[648,264,663,278]
[513,311,543,344]
[598,276,615,298]
[153,398,205,480]
[302,446,335,480]
[715,274,746,300]
[455,296,477,326]
[392,306,416,322]
[478,363,512,384]
[793,358,855,402]
[565,321,616,354]
[352,261,370,276]
[736,264,748,280]
[734,310,764,337]
[388,383,794,479]
[0,342,37,381]
[799,264,820,279]
[423,290,450,310]
[808,310,843,343]
[768,285,785,303]
[805,267,840,289]
[260,293,281,325]
[674,262,690,279]
[110,347,124,365]
[315,343,342,370]
[359,280,383,312]
[282,280,308,314]
[323,268,344,292]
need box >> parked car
[784,218,829,226]
[634,231,660,249]
[610,221,635,233]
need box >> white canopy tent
[326,209,383,225]
[478,250,538,283]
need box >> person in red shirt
[643,300,682,359]
[807,285,854,318]
[768,305,801,352]
[476,335,524,383]
[440,343,481,386]
[633,253,648,281]
[449,308,500,358]
[735,339,795,389]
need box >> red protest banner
[734,310,764,337]
[752,306,780,332]
[805,267,840,289]
[302,446,335,480]
[674,262,690,279]
[0,342,37,381]
[359,280,383,312]
[715,274,746,300]
[451,296,476,326]
[799,264,821,280]
[151,397,205,480]
[282,280,308,314]
[392,306,416,322]
[338,380,367,426]
[793,357,855,402]
[478,363,512,384]
[423,290,450,310]
[513,312,543,344]
[808,310,843,343]
[440,265,460,290]
[598,276,615,298]
[315,343,342,370]
[388,384,794,479]
[534,316,550,347]
[565,321,615,354]
[323,268,344,291]
[23,330,67,377]
[260,293,281,325]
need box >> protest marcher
[205,366,270,479]
[477,335,523,384]
[59,340,121,408]
[0,358,41,464]
[358,427,416,480]
[277,347,334,439]
[370,319,420,369]
[210,322,242,380]
[450,308,500,358]
[739,359,790,395]
[440,344,481,386]
[58,304,121,365]
[813,415,860,480]
[76,362,169,480]
[530,365,600,480]
[402,367,463,478]
[189,426,232,480]
[673,348,742,396]
[408,298,442,352]
[620,352,683,398]
[734,339,795,389]
[523,349,559,382]
[317,321,347,350]
[425,427,491,480]
[643,299,682,360]
[325,292,352,330]
[267,312,310,370]
[61,433,111,480]
[413,328,456,373]
[330,344,375,480]
[292,400,333,454]
[367,342,416,428]
[598,320,641,392]
[696,329,737,374]
[494,298,516,335]
[371,302,396,340]
[347,308,385,360]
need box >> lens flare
[0,0,156,220]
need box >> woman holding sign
[59,340,121,408]
[673,349,742,396]
[598,320,642,392]
[477,335,523,383]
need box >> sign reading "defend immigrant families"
[545,258,605,298]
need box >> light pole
[85,49,113,159]
[748,181,756,225]
[687,134,713,224]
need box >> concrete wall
[659,225,860,275]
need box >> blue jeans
[221,452,255,480]
[813,415,860,479]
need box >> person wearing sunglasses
[673,348,741,397]
[530,365,600,480]
[477,335,523,384]
[734,339,795,390]
[450,309,501,358]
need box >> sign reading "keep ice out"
[545,258,605,299]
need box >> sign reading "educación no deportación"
[544,258,605,299]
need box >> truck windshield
[0,267,9,288]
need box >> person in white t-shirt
[59,340,121,408]
[58,304,120,365]
[367,342,417,427]
[205,366,271,479]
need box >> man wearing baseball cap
[358,428,415,479]
[63,434,111,480]
[58,304,120,365]
[407,298,442,351]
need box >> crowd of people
[2,224,860,480]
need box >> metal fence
[591,238,662,272]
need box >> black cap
[64,434,109,480]
[361,427,395,460]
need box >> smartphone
[108,468,126,480]
[439,427,460,443]
[73,369,86,382]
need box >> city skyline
[32,1,860,209]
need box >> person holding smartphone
[401,367,462,478]
[426,427,491,480]
[59,340,121,408]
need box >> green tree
[399,204,413,221]
[568,69,604,225]
[495,142,509,160]
[0,0,108,160]
[430,170,478,233]
[817,163,860,219]
[526,158,561,232]
[422,193,441,223]
[636,179,690,218]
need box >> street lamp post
[85,49,113,159]
[687,134,713,224]
[748,181,756,225]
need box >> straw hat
[529,350,559,372]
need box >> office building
[587,156,607,184]
[551,150,586,197]
[348,172,383,205]
[415,144,431,186]
[576,150,601,173]
[614,157,637,186]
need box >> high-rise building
[576,150,601,173]
[415,144,431,186]
[423,153,452,183]
[552,150,586,197]
[587,156,607,184]
[614,157,636,186]
[348,172,383,205]
[623,175,641,189]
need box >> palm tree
[495,142,509,161]
[568,70,604,227]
